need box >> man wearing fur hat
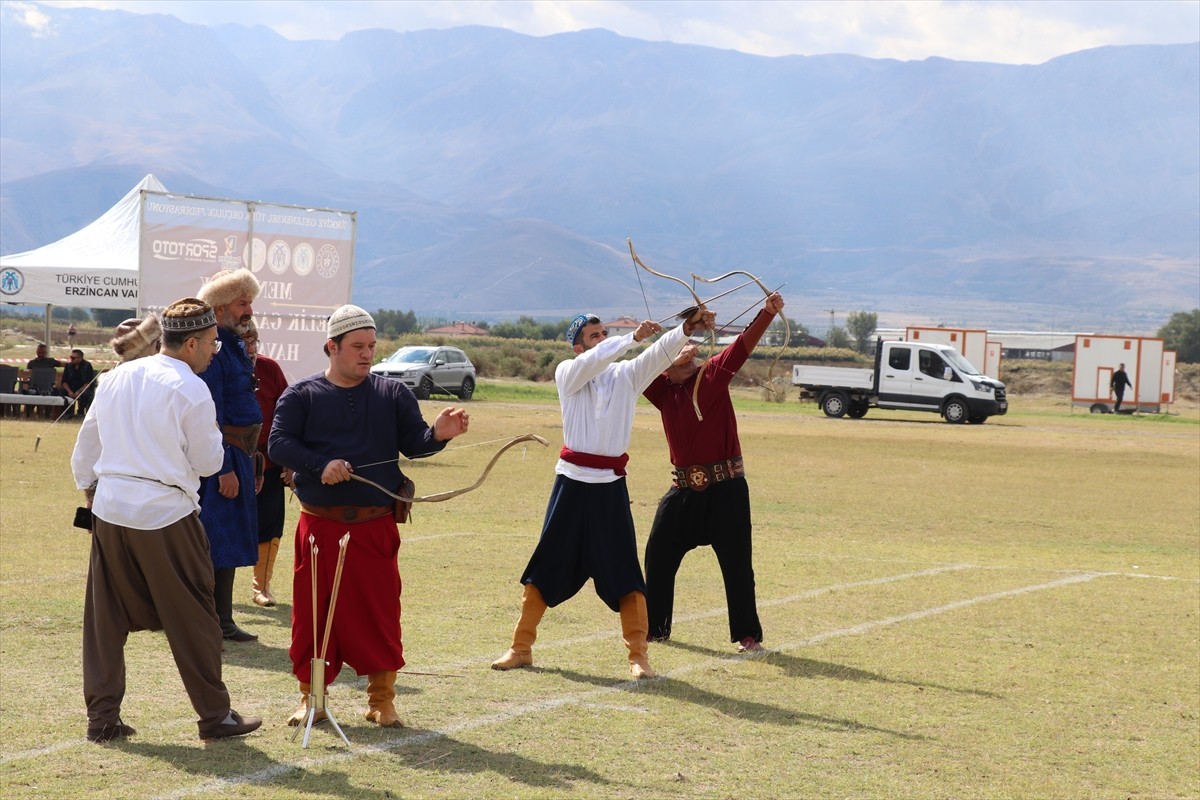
[110,316,162,362]
[196,268,263,643]
[72,298,262,742]
[269,304,469,728]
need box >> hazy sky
[30,0,1200,64]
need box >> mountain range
[1,2,1197,334]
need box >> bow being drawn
[348,433,549,503]
[627,238,712,421]
[690,269,789,400]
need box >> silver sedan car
[370,345,476,400]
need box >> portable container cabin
[1071,335,1174,413]
[905,326,1002,379]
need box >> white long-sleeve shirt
[554,323,690,484]
[71,353,224,530]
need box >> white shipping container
[1072,335,1168,413]
[905,327,1002,379]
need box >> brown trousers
[83,512,231,730]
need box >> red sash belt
[559,446,629,476]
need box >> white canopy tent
[1,174,164,309]
[0,174,356,381]
[1,174,164,346]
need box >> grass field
[1,384,1197,799]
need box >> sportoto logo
[0,268,24,296]
[151,238,219,262]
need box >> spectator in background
[60,349,97,419]
[240,321,291,608]
[27,342,61,371]
[24,343,63,418]
[1111,363,1133,413]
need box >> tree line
[15,306,1200,363]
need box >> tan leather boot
[620,591,657,680]
[491,583,547,670]
[262,537,281,605]
[286,682,328,726]
[252,541,273,607]
[364,671,404,728]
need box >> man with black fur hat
[71,298,262,742]
[196,268,263,643]
[269,304,470,729]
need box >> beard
[231,315,254,335]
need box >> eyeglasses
[191,336,222,353]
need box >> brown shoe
[87,718,136,743]
[199,710,262,740]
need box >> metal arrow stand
[291,532,353,748]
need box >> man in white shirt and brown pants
[71,298,262,743]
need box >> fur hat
[327,305,375,339]
[197,268,261,309]
[110,316,162,362]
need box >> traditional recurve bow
[348,433,549,502]
[627,238,712,421]
[690,269,789,400]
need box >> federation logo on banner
[315,244,340,278]
[293,242,315,276]
[268,239,291,274]
[0,268,24,296]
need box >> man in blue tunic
[197,268,263,642]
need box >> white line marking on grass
[0,564,980,766]
[154,570,1107,799]
[433,563,979,672]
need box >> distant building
[426,321,490,337]
[877,328,1085,362]
[605,316,641,337]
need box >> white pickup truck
[793,340,1007,423]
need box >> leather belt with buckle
[222,423,262,459]
[300,503,393,523]
[672,456,745,492]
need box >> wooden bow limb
[627,238,712,421]
[690,270,790,400]
[318,533,350,662]
[348,433,549,503]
